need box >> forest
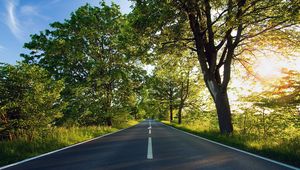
[0,0,299,167]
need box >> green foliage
[165,115,300,167]
[0,64,65,140]
[130,0,300,133]
[165,66,300,165]
[0,0,299,166]
[21,2,147,126]
[0,120,138,166]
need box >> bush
[0,64,65,140]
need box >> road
[1,120,298,170]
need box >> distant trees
[145,50,201,123]
[149,72,182,122]
[0,64,64,140]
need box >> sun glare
[231,53,300,96]
[253,58,282,79]
[253,58,283,79]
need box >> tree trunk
[178,76,189,124]
[214,89,233,134]
[186,5,236,134]
[106,117,112,126]
[178,102,183,124]
[178,113,181,124]
[134,112,137,120]
[169,87,173,122]
[170,103,173,122]
[104,81,113,126]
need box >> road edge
[161,122,300,170]
[0,122,141,170]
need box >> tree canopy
[0,0,299,138]
[129,0,299,133]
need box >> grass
[162,120,300,168]
[0,120,139,167]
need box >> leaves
[0,64,65,140]
[21,2,147,126]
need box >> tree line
[1,0,299,141]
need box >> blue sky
[0,0,132,64]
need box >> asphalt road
[1,120,298,170]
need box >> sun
[230,52,300,97]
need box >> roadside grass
[0,120,139,167]
[162,120,300,168]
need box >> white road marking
[147,137,153,159]
[147,119,153,159]
[148,126,152,134]
[162,123,299,170]
[0,123,140,170]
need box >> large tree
[130,0,299,134]
[22,2,146,126]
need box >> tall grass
[0,120,138,167]
[163,119,300,167]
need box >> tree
[148,50,201,123]
[0,64,64,140]
[130,0,299,134]
[22,2,147,126]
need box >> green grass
[162,120,300,168]
[0,120,138,167]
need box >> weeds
[163,120,300,167]
[0,120,138,167]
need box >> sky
[0,0,132,64]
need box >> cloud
[20,5,49,20]
[5,0,24,40]
[0,44,5,51]
[50,0,62,4]
[20,5,38,16]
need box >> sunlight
[229,50,300,102]
[253,57,284,79]
[230,52,300,96]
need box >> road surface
[1,120,298,170]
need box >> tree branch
[217,44,228,69]
[240,21,290,42]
